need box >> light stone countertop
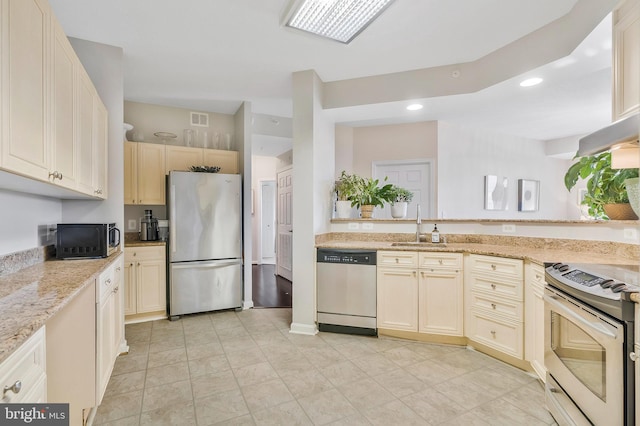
[124,240,167,248]
[315,240,638,266]
[0,252,123,364]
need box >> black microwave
[56,223,120,259]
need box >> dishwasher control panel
[317,249,376,265]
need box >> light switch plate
[362,222,373,230]
[502,224,516,233]
[347,222,360,230]
[128,219,137,230]
[623,228,638,240]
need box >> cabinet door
[123,260,136,316]
[137,143,165,205]
[113,259,124,354]
[75,67,94,195]
[136,258,166,314]
[0,0,50,180]
[92,98,108,198]
[97,290,115,403]
[377,267,418,332]
[524,263,546,381]
[165,145,203,173]
[613,0,640,120]
[51,18,77,190]
[123,141,138,205]
[203,149,238,174]
[418,268,463,336]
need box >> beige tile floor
[94,308,557,425]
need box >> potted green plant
[389,185,414,218]
[334,171,360,219]
[350,176,394,218]
[564,151,639,219]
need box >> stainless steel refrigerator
[167,171,242,318]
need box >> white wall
[0,190,61,255]
[251,156,278,263]
[62,39,125,232]
[335,125,354,177]
[352,122,438,178]
[437,121,576,220]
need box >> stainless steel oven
[544,262,639,426]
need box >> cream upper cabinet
[418,253,463,336]
[203,149,239,174]
[613,0,640,121]
[135,142,165,205]
[92,97,108,198]
[165,145,203,173]
[524,261,546,382]
[123,141,138,205]
[0,0,51,181]
[51,17,77,190]
[0,0,108,199]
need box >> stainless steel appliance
[140,209,159,241]
[56,223,120,259]
[168,171,243,318]
[316,249,377,336]
[544,262,639,426]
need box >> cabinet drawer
[526,262,546,290]
[418,252,462,269]
[469,291,523,321]
[0,327,46,403]
[98,265,115,303]
[125,246,165,262]
[467,254,523,280]
[467,273,523,300]
[468,309,523,359]
[378,251,418,268]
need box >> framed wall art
[518,179,540,212]
[484,175,508,210]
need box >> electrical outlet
[502,224,516,233]
[347,222,360,230]
[623,228,638,240]
[362,222,373,230]
[128,219,137,230]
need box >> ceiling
[49,0,615,153]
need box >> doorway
[260,180,276,264]
[373,159,435,218]
[276,166,293,281]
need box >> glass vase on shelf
[183,129,194,147]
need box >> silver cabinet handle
[113,286,119,294]
[106,278,112,284]
[56,172,63,180]
[3,380,22,396]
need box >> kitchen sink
[391,242,448,248]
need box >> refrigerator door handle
[170,184,176,253]
[171,259,241,269]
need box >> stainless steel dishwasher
[316,248,377,336]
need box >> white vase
[391,202,408,218]
[625,177,640,218]
[335,200,352,219]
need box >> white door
[373,160,434,219]
[261,180,276,264]
[276,167,293,281]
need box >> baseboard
[289,322,318,335]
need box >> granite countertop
[315,240,639,266]
[125,240,167,247]
[0,252,123,364]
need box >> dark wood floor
[252,264,292,308]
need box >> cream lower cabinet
[524,261,546,382]
[96,256,124,405]
[377,251,418,332]
[124,246,167,322]
[418,253,463,336]
[464,254,524,359]
[0,327,46,404]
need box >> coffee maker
[140,209,159,241]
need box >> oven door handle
[544,294,617,339]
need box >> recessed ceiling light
[285,0,396,44]
[520,77,543,87]
[406,104,423,111]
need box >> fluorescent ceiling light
[406,104,423,111]
[285,0,395,44]
[520,77,543,87]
